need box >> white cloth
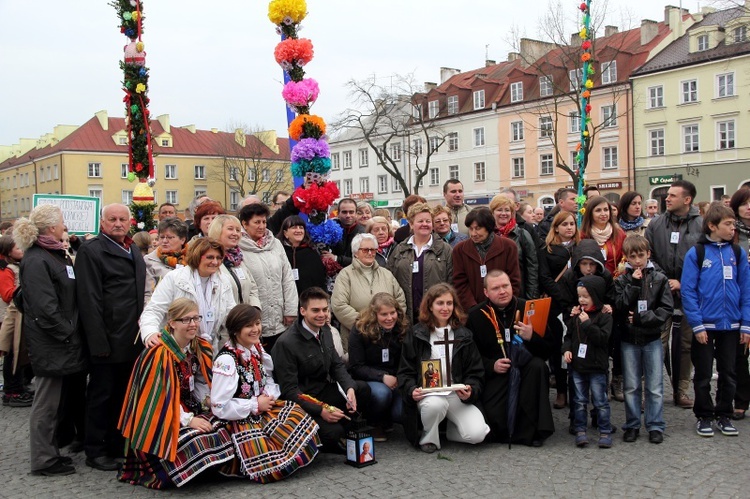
[417,392,489,448]
[211,342,280,420]
[429,326,454,384]
[139,265,236,350]
[407,234,433,259]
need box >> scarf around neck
[590,223,613,246]
[157,245,187,269]
[495,217,517,238]
[618,216,644,232]
[36,234,65,251]
[736,219,750,240]
[223,246,244,267]
[475,232,495,260]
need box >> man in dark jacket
[75,203,146,471]
[645,180,702,408]
[538,188,578,239]
[271,287,370,453]
[325,198,364,267]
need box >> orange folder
[522,297,551,337]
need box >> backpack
[694,242,742,270]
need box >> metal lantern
[345,417,376,468]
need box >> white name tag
[504,328,511,342]
[451,223,459,233]
[382,348,389,363]
[188,375,195,392]
[637,300,647,313]
[176,264,185,269]
[480,264,487,278]
[670,232,680,244]
[601,248,607,259]
[66,265,75,279]
[724,265,733,280]
[577,344,588,359]
[561,358,568,369]
[234,267,247,280]
[206,310,215,321]
[292,268,300,281]
[412,261,419,273]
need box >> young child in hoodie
[681,204,750,438]
[614,235,674,444]
[563,275,613,448]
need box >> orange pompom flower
[288,114,326,141]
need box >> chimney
[211,128,219,134]
[254,130,280,154]
[519,38,557,68]
[95,110,108,131]
[439,67,461,84]
[571,32,581,46]
[641,19,659,45]
[185,124,196,134]
[156,114,170,133]
[605,25,619,37]
[507,52,520,61]
[234,128,246,147]
[485,59,496,67]
[424,82,437,91]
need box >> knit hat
[578,274,606,310]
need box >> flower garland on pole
[113,0,157,233]
[575,0,594,225]
[268,0,343,250]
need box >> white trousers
[418,392,489,448]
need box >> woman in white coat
[140,238,236,351]
[237,203,298,352]
[208,215,261,309]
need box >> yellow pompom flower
[579,27,588,39]
[268,0,307,25]
[131,11,139,22]
[136,41,144,53]
[585,79,594,89]
[135,83,146,94]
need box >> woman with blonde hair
[366,216,397,266]
[207,214,261,309]
[356,202,374,228]
[348,293,410,440]
[14,204,86,476]
[432,205,468,248]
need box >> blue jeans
[366,381,403,425]
[571,371,611,433]
[621,339,665,432]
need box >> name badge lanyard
[575,318,588,359]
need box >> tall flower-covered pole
[575,0,594,225]
[268,0,342,249]
[113,0,157,232]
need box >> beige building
[0,111,291,220]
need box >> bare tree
[209,124,289,202]
[332,74,448,196]
[506,0,635,186]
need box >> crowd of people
[0,178,749,487]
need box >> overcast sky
[0,0,697,145]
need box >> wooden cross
[434,328,461,386]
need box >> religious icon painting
[421,359,442,389]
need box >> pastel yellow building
[0,111,291,220]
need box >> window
[194,165,205,179]
[474,162,486,182]
[166,190,178,204]
[88,188,103,200]
[569,112,581,133]
[681,80,698,103]
[391,143,402,161]
[717,73,735,98]
[228,167,238,181]
[248,169,256,181]
[262,169,270,182]
[194,188,207,198]
[359,148,369,167]
[428,100,439,119]
[343,150,352,169]
[275,170,284,182]
[119,136,127,145]
[712,186,726,201]
[429,167,440,186]
[539,116,553,138]
[343,179,352,196]
[414,170,424,188]
[539,76,553,97]
[648,86,664,108]
[163,164,176,179]
[510,82,523,102]
[570,151,580,172]
[602,146,618,169]
[540,154,554,176]
[334,180,341,193]
[87,162,101,178]
[413,138,423,156]
[683,124,699,152]
[447,132,459,151]
[512,157,525,178]
[473,90,485,110]
[473,127,485,147]
[734,26,747,42]
[412,104,422,119]
[360,177,370,193]
[649,129,665,156]
[718,120,735,149]
[45,166,51,182]
[122,190,134,205]
[121,163,129,179]
[331,152,340,170]
[511,121,524,141]
[449,165,459,180]
[447,95,459,115]
[569,69,582,91]
[377,175,388,194]
[697,34,709,51]
[601,61,617,84]
[161,139,170,147]
[229,191,240,211]
[601,104,617,128]
[54,165,59,180]
[392,177,402,192]
[429,136,440,153]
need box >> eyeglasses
[158,235,177,240]
[176,315,202,324]
[359,248,377,254]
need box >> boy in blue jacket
[681,204,750,437]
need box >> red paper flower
[582,40,592,50]
[580,2,587,12]
[292,182,340,214]
[135,162,144,172]
[585,104,592,113]
[274,38,314,66]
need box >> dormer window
[697,34,709,51]
[733,25,747,43]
